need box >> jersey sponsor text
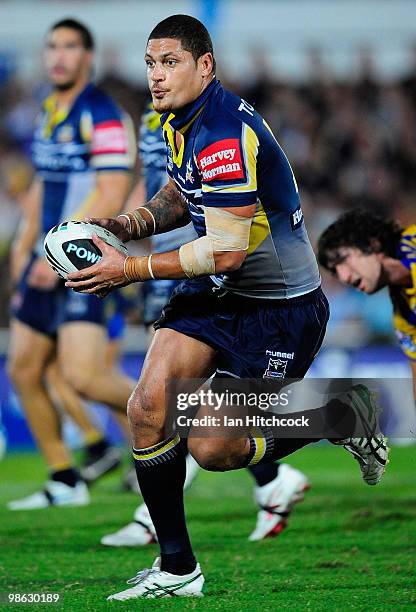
[197,138,244,182]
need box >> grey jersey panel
[212,206,321,298]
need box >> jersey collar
[42,82,94,137]
[162,78,220,132]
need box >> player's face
[145,38,213,113]
[45,28,92,91]
[333,247,385,294]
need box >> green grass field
[0,445,415,611]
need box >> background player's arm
[12,178,59,289]
[74,105,136,221]
[10,179,42,283]
[72,171,132,221]
[123,176,146,213]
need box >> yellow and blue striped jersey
[32,83,135,244]
[390,224,416,360]
[160,79,320,299]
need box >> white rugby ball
[43,220,128,279]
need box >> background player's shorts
[106,311,126,341]
[143,279,182,327]
[12,254,105,338]
[155,277,329,379]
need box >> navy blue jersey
[138,103,196,253]
[32,83,135,248]
[138,104,167,201]
[160,79,320,299]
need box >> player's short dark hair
[318,208,403,273]
[148,14,216,72]
[49,18,95,50]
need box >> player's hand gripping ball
[44,220,128,280]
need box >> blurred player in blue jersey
[101,104,310,548]
[66,16,388,598]
[318,208,416,404]
[7,19,136,510]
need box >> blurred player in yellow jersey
[318,208,416,403]
[7,18,135,510]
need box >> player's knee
[127,384,164,434]
[188,439,238,472]
[61,364,94,399]
[7,353,42,389]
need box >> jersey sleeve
[394,327,416,361]
[398,225,416,271]
[82,93,136,172]
[195,120,259,208]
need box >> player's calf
[188,437,248,472]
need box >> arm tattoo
[144,182,191,234]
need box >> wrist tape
[118,207,156,240]
[124,254,154,282]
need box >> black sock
[247,462,279,487]
[50,467,80,487]
[85,437,109,457]
[133,435,196,576]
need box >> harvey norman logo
[199,147,237,168]
[197,138,244,182]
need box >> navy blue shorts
[143,279,182,326]
[154,277,329,379]
[12,255,105,338]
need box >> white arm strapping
[179,206,253,278]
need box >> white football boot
[101,454,199,547]
[184,454,200,489]
[107,557,204,601]
[331,384,389,485]
[248,463,310,541]
[101,503,157,547]
[7,480,90,510]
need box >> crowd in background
[1,44,415,341]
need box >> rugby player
[7,19,135,510]
[318,208,416,402]
[66,15,388,598]
[101,104,310,547]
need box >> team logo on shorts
[263,358,288,379]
